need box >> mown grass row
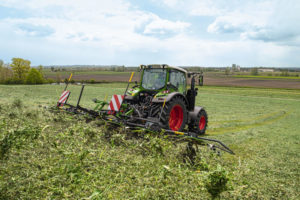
[0,100,232,199]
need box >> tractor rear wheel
[189,109,208,135]
[160,96,187,131]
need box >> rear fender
[152,92,189,108]
[188,106,204,122]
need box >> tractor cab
[126,64,188,98]
[141,64,187,93]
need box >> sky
[0,0,299,67]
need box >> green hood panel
[127,88,142,97]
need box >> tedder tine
[77,84,85,107]
[163,130,235,154]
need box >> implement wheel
[160,96,187,131]
[189,109,208,135]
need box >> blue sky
[0,0,299,67]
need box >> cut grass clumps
[0,124,41,159]
[0,107,230,199]
[12,99,23,109]
[205,164,230,198]
[0,84,299,199]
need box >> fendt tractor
[56,64,234,154]
[123,64,207,134]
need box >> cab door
[169,69,187,94]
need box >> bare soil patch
[204,77,300,89]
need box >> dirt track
[47,74,300,89]
[204,77,300,89]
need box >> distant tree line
[49,65,132,72]
[0,58,45,84]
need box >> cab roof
[140,64,187,74]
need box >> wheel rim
[199,115,206,130]
[169,104,184,131]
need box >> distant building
[232,64,241,72]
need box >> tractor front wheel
[160,97,187,131]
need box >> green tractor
[123,64,207,135]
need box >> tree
[251,68,259,76]
[38,65,43,73]
[225,67,230,75]
[10,58,31,81]
[0,59,13,83]
[0,59,3,78]
[56,73,61,83]
[0,60,4,82]
[25,68,44,84]
[281,69,289,77]
[37,65,44,78]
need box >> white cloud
[143,16,190,34]
[189,0,222,16]
[0,0,192,64]
[161,0,179,7]
[206,1,272,34]
[0,0,299,67]
[207,10,268,34]
[157,0,223,16]
[203,1,300,47]
[157,0,300,47]
[0,0,191,49]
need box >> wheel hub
[169,104,184,131]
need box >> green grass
[233,75,300,80]
[0,84,299,199]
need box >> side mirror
[198,75,203,86]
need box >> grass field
[0,83,299,199]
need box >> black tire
[188,109,208,135]
[160,96,187,131]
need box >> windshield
[142,68,167,90]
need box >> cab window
[169,70,186,94]
[142,68,166,90]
